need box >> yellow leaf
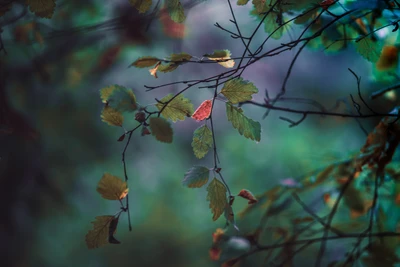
[26,0,56,19]
[155,93,194,122]
[207,178,227,221]
[101,106,124,127]
[205,50,235,68]
[96,173,129,200]
[85,215,114,249]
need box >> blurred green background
[0,1,397,267]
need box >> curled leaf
[108,217,121,244]
[238,189,258,204]
[205,50,235,68]
[149,61,161,78]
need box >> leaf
[96,173,129,200]
[170,52,192,62]
[376,45,399,71]
[26,0,56,18]
[85,215,115,249]
[128,0,152,13]
[100,85,137,112]
[238,189,258,204]
[182,166,210,188]
[226,103,261,142]
[221,78,258,104]
[192,125,213,159]
[131,56,160,68]
[158,63,179,73]
[205,50,235,68]
[117,133,126,142]
[354,37,382,63]
[149,61,161,78]
[167,0,186,23]
[149,117,173,143]
[252,0,267,13]
[237,0,250,5]
[101,106,124,127]
[108,217,121,244]
[156,94,194,122]
[263,13,285,40]
[207,178,227,221]
[192,99,212,121]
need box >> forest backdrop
[1,0,400,266]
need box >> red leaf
[159,7,186,39]
[192,99,212,121]
[238,189,258,204]
[320,0,335,9]
[209,247,221,261]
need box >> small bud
[141,127,151,136]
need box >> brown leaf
[238,189,258,204]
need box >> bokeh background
[0,1,397,266]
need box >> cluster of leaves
[85,173,128,249]
[87,56,263,247]
[81,2,400,267]
[208,110,400,266]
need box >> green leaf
[182,166,210,188]
[192,125,213,159]
[170,52,192,62]
[131,57,160,68]
[100,85,137,112]
[26,0,56,18]
[221,78,258,104]
[207,178,227,221]
[101,106,124,127]
[128,0,152,13]
[156,94,194,122]
[237,0,250,5]
[226,103,261,142]
[85,215,115,249]
[263,13,285,40]
[158,63,179,73]
[167,0,186,23]
[149,117,173,143]
[354,37,382,63]
[96,173,129,200]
